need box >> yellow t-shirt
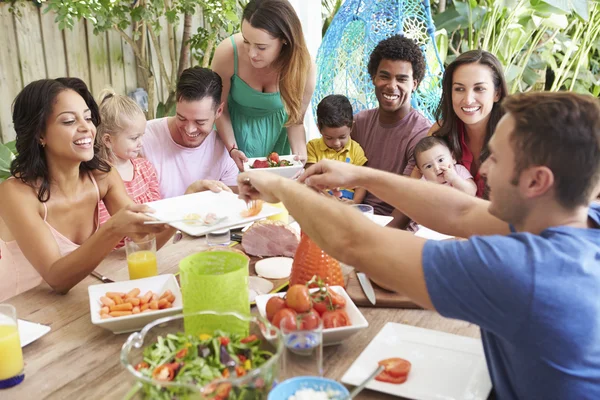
[306,138,368,199]
[306,137,368,166]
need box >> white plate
[414,225,455,241]
[145,191,281,237]
[341,322,492,400]
[18,319,51,347]
[248,276,274,303]
[372,215,393,227]
[88,274,183,334]
[255,286,368,346]
[243,155,304,179]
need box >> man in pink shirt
[143,67,238,198]
[352,35,431,226]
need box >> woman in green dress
[212,0,315,171]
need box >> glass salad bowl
[121,311,283,400]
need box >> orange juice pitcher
[290,232,345,288]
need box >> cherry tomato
[322,309,350,329]
[299,309,321,330]
[378,357,411,378]
[215,383,232,400]
[152,363,180,381]
[240,334,258,344]
[311,287,346,315]
[328,289,346,308]
[272,308,298,330]
[235,366,247,377]
[175,348,188,359]
[219,336,230,346]
[375,370,408,384]
[265,297,287,322]
[285,285,312,313]
[134,361,149,371]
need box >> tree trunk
[439,0,446,13]
[177,13,192,78]
[202,36,216,68]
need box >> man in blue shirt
[237,91,600,399]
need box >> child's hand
[440,166,459,184]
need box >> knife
[357,272,376,305]
[90,271,114,284]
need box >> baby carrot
[132,306,141,314]
[108,294,123,305]
[109,311,133,317]
[106,292,125,298]
[158,299,169,309]
[151,294,159,302]
[140,303,149,311]
[127,288,141,298]
[100,306,110,315]
[110,303,133,312]
[140,291,153,305]
[101,314,113,319]
[100,296,115,307]
[167,294,176,303]
[126,297,141,306]
[149,300,159,310]
[160,290,173,300]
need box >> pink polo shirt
[142,118,238,199]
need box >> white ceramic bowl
[243,155,304,179]
[88,274,183,334]
[254,286,368,346]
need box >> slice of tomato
[378,357,411,378]
[375,370,408,384]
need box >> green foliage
[0,141,16,183]
[434,0,600,94]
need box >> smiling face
[372,59,417,117]
[320,125,351,152]
[104,113,146,161]
[42,89,96,163]
[417,144,456,184]
[241,20,284,69]
[172,98,223,148]
[452,63,500,130]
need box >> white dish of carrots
[88,274,183,334]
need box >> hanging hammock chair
[313,0,444,122]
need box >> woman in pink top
[412,50,508,198]
[0,78,216,302]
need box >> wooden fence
[0,2,206,143]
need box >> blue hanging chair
[313,0,444,122]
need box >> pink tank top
[0,174,100,301]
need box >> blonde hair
[242,0,311,126]
[96,88,145,162]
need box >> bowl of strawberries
[243,152,304,179]
[254,281,369,346]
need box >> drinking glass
[125,236,158,280]
[279,315,323,379]
[0,304,25,389]
[206,229,231,246]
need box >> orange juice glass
[125,236,158,280]
[0,304,25,389]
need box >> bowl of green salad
[121,311,283,400]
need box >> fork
[90,271,114,283]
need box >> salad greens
[134,330,275,400]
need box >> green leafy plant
[434,0,600,94]
[45,0,240,119]
[0,141,16,183]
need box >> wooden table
[4,236,480,400]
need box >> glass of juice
[0,304,25,389]
[125,235,158,280]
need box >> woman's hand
[230,148,248,171]
[185,180,233,195]
[107,203,169,241]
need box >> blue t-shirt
[423,203,600,400]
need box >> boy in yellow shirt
[306,95,368,203]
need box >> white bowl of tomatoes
[243,153,304,179]
[254,285,368,346]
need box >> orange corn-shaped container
[290,232,345,288]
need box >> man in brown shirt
[352,35,431,224]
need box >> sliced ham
[241,220,300,257]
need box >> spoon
[344,365,384,399]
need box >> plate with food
[243,153,304,179]
[144,191,282,237]
[341,322,492,399]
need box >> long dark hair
[433,50,508,165]
[243,0,311,126]
[10,78,110,202]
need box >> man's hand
[299,159,364,192]
[185,180,233,195]
[237,172,287,204]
